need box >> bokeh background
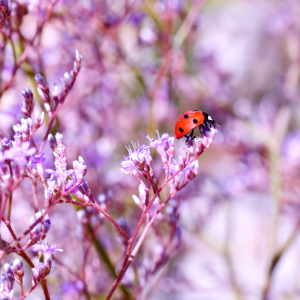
[1,0,300,299]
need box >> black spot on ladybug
[184,114,189,119]
[179,127,184,133]
[193,119,198,124]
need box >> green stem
[86,224,132,299]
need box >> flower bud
[1,138,10,152]
[12,258,24,278]
[138,184,146,203]
[192,160,199,177]
[4,263,14,290]
[21,118,29,141]
[34,111,44,130]
[80,179,91,196]
[12,132,22,148]
[40,217,51,240]
[21,87,34,117]
[32,263,46,286]
[132,194,144,210]
[174,174,180,190]
[53,83,60,104]
[48,134,56,150]
[1,273,10,291]
[45,188,54,208]
[55,132,63,145]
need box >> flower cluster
[0,243,63,298]
[28,212,51,245]
[35,50,82,118]
[122,127,217,205]
[108,126,218,298]
[0,140,36,194]
[44,133,89,208]
[0,258,25,299]
[0,51,83,298]
[32,243,63,284]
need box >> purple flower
[61,280,85,295]
[147,131,175,165]
[30,153,46,164]
[167,159,198,176]
[32,242,63,254]
[147,132,170,151]
[45,160,74,184]
[1,142,36,171]
[12,132,22,148]
[73,156,87,183]
[65,175,76,190]
[167,159,180,176]
[26,153,46,180]
[11,258,24,278]
[32,243,63,270]
[121,142,151,173]
[31,263,47,285]
[1,137,10,150]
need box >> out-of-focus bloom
[0,0,10,30]
[0,285,14,300]
[0,137,10,151]
[12,132,21,148]
[60,280,85,296]
[1,141,36,164]
[0,142,36,182]
[140,27,157,44]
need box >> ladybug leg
[184,129,195,146]
[199,124,206,137]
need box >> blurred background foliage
[1,0,300,299]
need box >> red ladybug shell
[175,110,205,139]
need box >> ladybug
[175,110,217,143]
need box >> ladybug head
[198,112,219,137]
[202,112,217,127]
